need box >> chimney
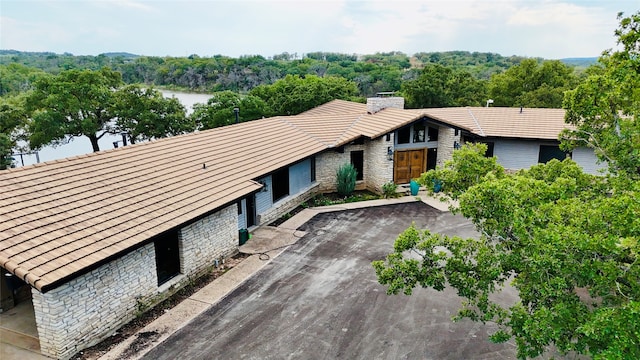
[366,92,404,114]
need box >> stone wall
[366,96,405,113]
[180,205,238,275]
[365,135,394,192]
[32,204,238,360]
[436,126,460,167]
[32,244,157,360]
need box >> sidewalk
[97,192,454,360]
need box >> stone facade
[435,126,460,168]
[366,96,405,114]
[31,204,238,360]
[32,244,157,360]
[365,135,394,192]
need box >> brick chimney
[366,93,405,114]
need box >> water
[11,90,213,167]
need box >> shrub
[336,163,357,196]
[382,181,398,198]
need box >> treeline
[1,50,587,96]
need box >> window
[237,201,242,215]
[154,231,180,286]
[351,150,364,181]
[397,126,410,144]
[272,168,290,202]
[310,157,316,182]
[539,145,570,163]
[413,122,426,143]
[428,127,439,141]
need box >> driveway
[142,202,518,359]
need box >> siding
[572,147,608,175]
[493,140,541,170]
[290,159,311,194]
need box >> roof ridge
[277,116,334,147]
[467,108,486,137]
[331,113,366,147]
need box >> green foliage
[488,59,579,108]
[25,67,123,151]
[0,63,47,96]
[190,90,272,130]
[0,94,29,169]
[417,143,505,200]
[562,11,640,177]
[401,64,486,108]
[336,163,357,197]
[250,74,360,115]
[112,85,194,143]
[382,181,398,198]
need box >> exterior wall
[365,135,394,192]
[32,244,157,360]
[493,140,541,170]
[290,159,312,194]
[572,147,608,175]
[257,183,320,225]
[436,127,459,167]
[366,96,404,113]
[32,204,238,360]
[316,144,369,193]
[180,205,238,276]
[237,199,246,230]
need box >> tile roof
[0,100,569,292]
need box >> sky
[1,0,638,60]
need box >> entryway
[394,149,426,184]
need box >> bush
[336,163,357,196]
[382,181,398,198]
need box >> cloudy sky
[1,0,638,59]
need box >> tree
[0,94,29,169]
[112,85,195,143]
[190,90,271,130]
[562,12,640,176]
[26,68,123,152]
[373,12,639,360]
[249,74,359,115]
[487,59,579,108]
[400,64,486,108]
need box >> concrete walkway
[96,192,454,360]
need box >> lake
[12,90,213,167]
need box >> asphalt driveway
[142,202,518,359]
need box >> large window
[351,150,364,181]
[310,157,316,182]
[413,122,426,143]
[539,145,570,163]
[272,168,290,202]
[397,126,410,144]
[428,126,439,141]
[154,231,180,286]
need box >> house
[0,97,603,359]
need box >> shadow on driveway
[142,202,517,360]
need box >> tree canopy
[190,90,271,130]
[373,12,640,360]
[0,94,29,169]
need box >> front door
[394,149,426,184]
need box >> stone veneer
[32,204,238,360]
[435,126,460,167]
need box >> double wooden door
[394,149,426,184]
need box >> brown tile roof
[0,100,569,292]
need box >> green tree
[0,94,29,169]
[26,68,123,152]
[401,64,486,108]
[488,59,579,108]
[190,90,272,130]
[374,13,640,359]
[562,12,640,176]
[112,85,195,143]
[250,74,359,115]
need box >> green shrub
[382,181,398,198]
[336,163,357,196]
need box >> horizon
[2,1,637,60]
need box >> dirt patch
[71,253,249,360]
